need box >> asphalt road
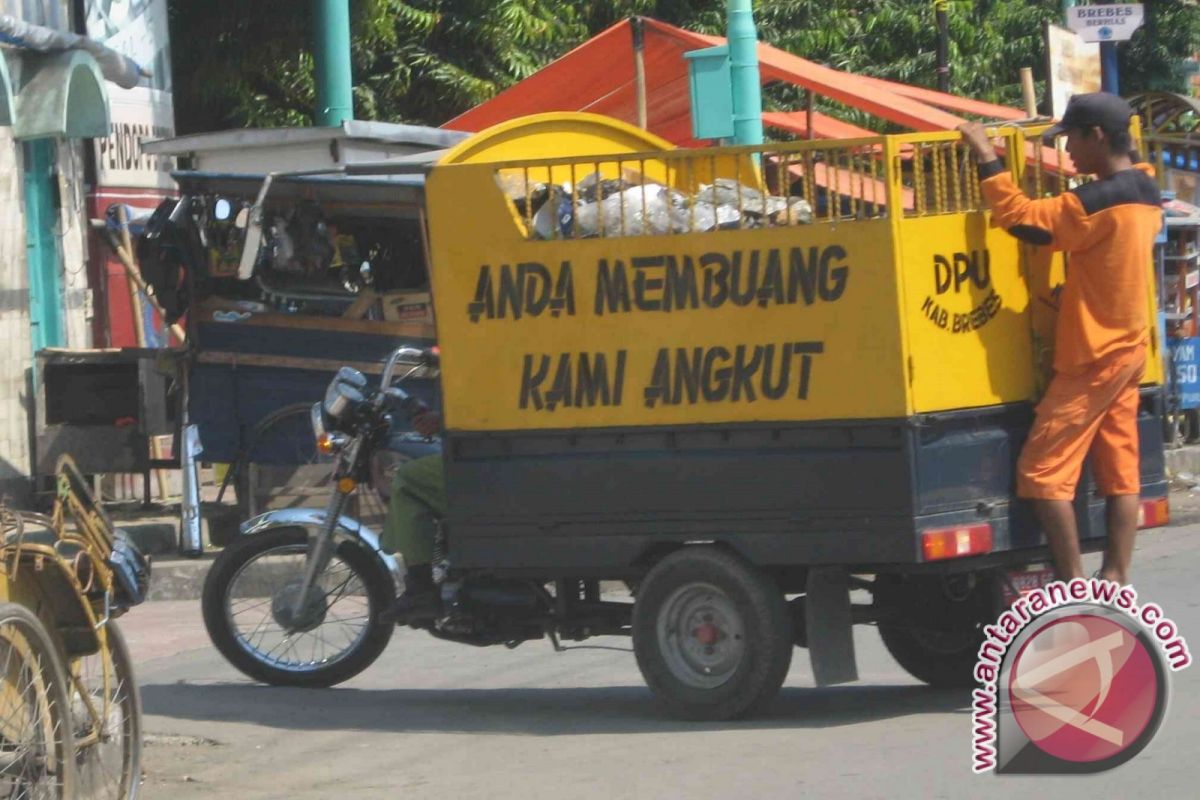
[124,521,1200,799]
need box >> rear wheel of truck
[632,547,793,721]
[874,573,992,689]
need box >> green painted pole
[727,0,763,147]
[313,0,354,126]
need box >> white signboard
[1045,24,1101,118]
[85,1,176,189]
[1066,3,1145,43]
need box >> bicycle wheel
[235,403,333,519]
[0,603,77,799]
[69,623,141,800]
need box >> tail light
[1137,497,1169,529]
[921,523,993,561]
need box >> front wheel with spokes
[202,527,395,687]
[69,622,141,800]
[0,603,77,799]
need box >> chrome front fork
[290,488,350,620]
[432,519,448,584]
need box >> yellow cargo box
[425,113,1162,432]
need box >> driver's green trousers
[381,454,445,566]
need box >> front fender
[239,509,404,593]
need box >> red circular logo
[1009,614,1159,763]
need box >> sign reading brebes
[1066,3,1145,43]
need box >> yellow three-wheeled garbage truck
[208,113,1169,721]
[427,114,1167,714]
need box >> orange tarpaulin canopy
[761,110,876,140]
[445,18,1027,144]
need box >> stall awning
[171,170,429,211]
[11,49,109,139]
[445,18,1026,145]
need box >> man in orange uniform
[959,93,1161,585]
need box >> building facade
[1,0,172,503]
[1,0,96,503]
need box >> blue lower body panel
[443,389,1166,574]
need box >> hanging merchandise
[267,202,337,277]
[204,197,250,279]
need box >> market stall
[135,123,463,542]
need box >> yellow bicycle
[1,455,148,799]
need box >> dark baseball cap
[1042,92,1133,140]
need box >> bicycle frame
[0,456,134,754]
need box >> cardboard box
[380,291,434,324]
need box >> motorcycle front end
[201,348,435,687]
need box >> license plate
[1001,565,1056,606]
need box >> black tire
[874,573,990,689]
[1164,409,1188,447]
[632,547,793,721]
[1186,410,1200,444]
[202,527,395,687]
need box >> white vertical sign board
[1045,24,1102,119]
[85,0,176,190]
[1066,4,1145,43]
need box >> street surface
[126,521,1199,799]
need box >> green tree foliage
[168,1,1200,135]
[1119,0,1200,94]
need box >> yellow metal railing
[489,126,1095,240]
[892,133,988,218]
[493,137,895,240]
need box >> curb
[1166,447,1200,484]
[118,521,180,557]
[146,555,214,602]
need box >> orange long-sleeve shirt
[979,160,1161,373]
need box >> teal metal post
[727,0,763,147]
[23,140,64,354]
[313,0,354,126]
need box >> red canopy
[444,18,1026,144]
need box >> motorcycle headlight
[312,402,350,455]
[323,379,365,420]
[334,366,368,389]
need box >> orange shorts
[1017,346,1145,501]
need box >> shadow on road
[141,682,970,734]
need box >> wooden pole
[632,17,648,130]
[1020,67,1038,117]
[115,209,170,503]
[96,223,187,343]
[806,89,815,140]
[117,208,148,349]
